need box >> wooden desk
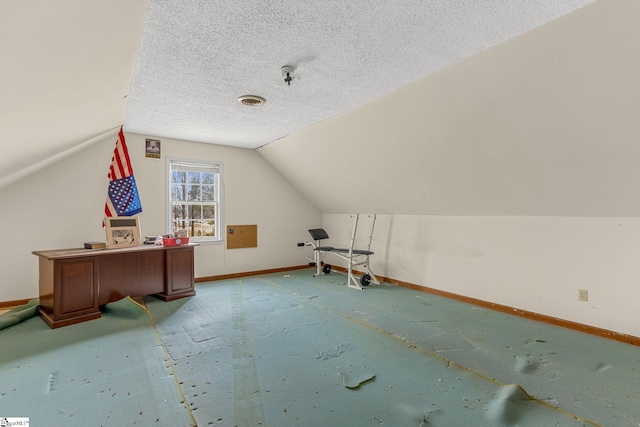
[33,244,196,328]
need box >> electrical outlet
[578,289,588,302]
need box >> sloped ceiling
[0,0,149,188]
[258,0,640,216]
[124,0,594,148]
[1,0,594,190]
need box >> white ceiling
[123,0,594,149]
[0,0,594,189]
[0,0,148,188]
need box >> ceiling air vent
[238,95,266,106]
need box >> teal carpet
[144,270,639,426]
[0,297,194,426]
[1,269,638,426]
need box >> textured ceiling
[124,0,594,149]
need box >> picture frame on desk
[104,216,141,249]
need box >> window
[167,159,222,243]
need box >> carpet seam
[261,278,602,427]
[126,296,198,427]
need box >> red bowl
[162,237,190,246]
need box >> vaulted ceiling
[1,0,594,189]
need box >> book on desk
[84,242,107,249]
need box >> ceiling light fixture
[238,95,266,106]
[281,65,295,86]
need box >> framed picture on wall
[145,138,161,158]
[104,216,141,249]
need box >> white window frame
[166,157,223,244]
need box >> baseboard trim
[196,264,310,283]
[330,265,640,347]
[6,265,636,346]
[0,298,32,310]
[1,267,310,311]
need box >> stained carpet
[144,270,639,426]
[1,269,639,426]
[0,297,194,426]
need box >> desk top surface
[33,243,196,260]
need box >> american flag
[104,127,142,218]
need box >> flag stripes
[108,128,134,180]
[104,127,142,218]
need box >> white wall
[259,0,640,217]
[258,0,640,338]
[322,214,640,337]
[0,131,320,302]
